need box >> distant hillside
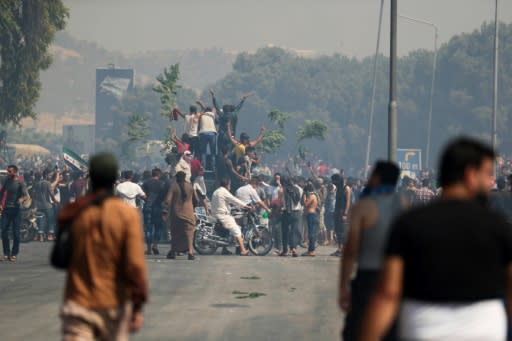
[36,31,236,116]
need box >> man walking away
[360,137,512,341]
[0,165,29,262]
[59,153,148,340]
[339,161,404,341]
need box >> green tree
[0,0,68,125]
[153,64,181,119]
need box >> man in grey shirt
[32,171,57,242]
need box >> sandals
[188,254,195,260]
[1,255,8,261]
[240,251,250,256]
[9,256,16,262]
[279,251,289,257]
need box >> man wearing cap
[175,151,193,183]
[59,153,148,340]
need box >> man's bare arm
[195,100,206,112]
[226,122,239,146]
[173,107,186,119]
[233,93,251,113]
[339,201,364,311]
[250,126,266,147]
[359,257,404,341]
[344,186,352,216]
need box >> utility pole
[492,0,500,171]
[364,0,385,177]
[388,0,398,162]
[399,15,438,169]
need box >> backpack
[50,193,112,270]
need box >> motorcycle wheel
[193,231,218,255]
[247,226,273,256]
[20,224,34,243]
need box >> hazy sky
[63,0,512,57]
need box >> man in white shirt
[115,171,146,208]
[235,177,270,212]
[175,105,200,157]
[211,178,252,256]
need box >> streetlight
[389,0,398,162]
[399,15,438,170]
[364,0,385,177]
[492,0,500,176]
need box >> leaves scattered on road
[235,292,267,299]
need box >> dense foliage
[0,0,68,125]
[203,22,512,171]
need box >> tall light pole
[399,15,438,169]
[364,0,385,177]
[492,0,500,163]
[389,0,398,162]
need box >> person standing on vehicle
[163,171,197,260]
[211,178,252,256]
[173,105,201,157]
[59,153,148,340]
[32,171,57,242]
[302,182,319,257]
[142,168,166,255]
[0,165,29,262]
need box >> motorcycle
[193,208,273,256]
[20,208,41,243]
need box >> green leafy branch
[153,64,181,119]
[258,109,290,155]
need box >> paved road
[0,242,343,340]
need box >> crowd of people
[3,93,512,340]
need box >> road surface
[0,242,343,340]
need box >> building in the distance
[63,124,95,156]
[95,65,134,141]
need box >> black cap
[89,153,118,190]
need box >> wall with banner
[95,66,134,141]
[63,124,95,157]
